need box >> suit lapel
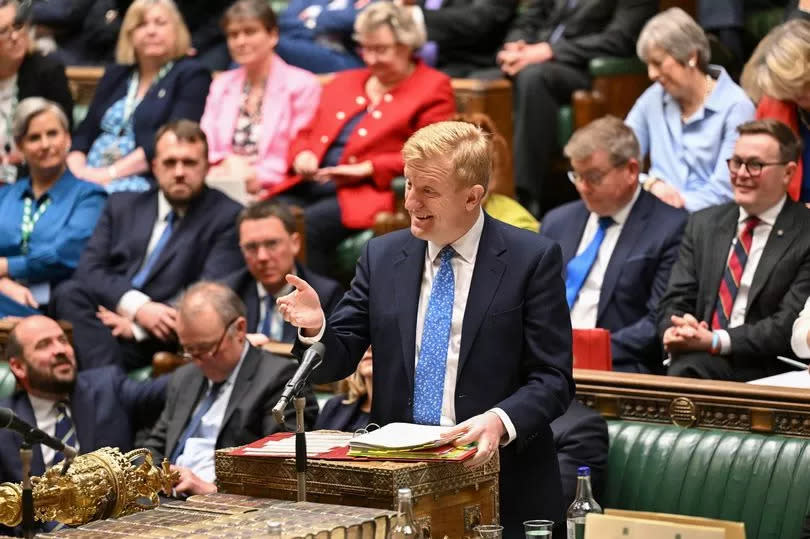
[703,206,739,321]
[458,216,506,377]
[219,347,261,438]
[597,192,651,321]
[558,204,589,266]
[393,236,426,391]
[166,372,206,458]
[245,279,261,333]
[126,191,160,281]
[70,377,95,457]
[748,200,798,308]
[17,395,45,474]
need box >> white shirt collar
[157,191,186,220]
[256,268,297,301]
[739,195,786,227]
[28,393,60,423]
[211,341,250,391]
[426,209,485,264]
[602,185,641,225]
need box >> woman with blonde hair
[315,348,373,432]
[67,0,211,193]
[742,19,810,201]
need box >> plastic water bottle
[566,466,602,539]
[387,488,421,538]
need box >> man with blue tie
[221,200,342,345]
[660,119,810,381]
[50,121,244,371]
[540,116,687,373]
[278,121,573,538]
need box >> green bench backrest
[606,420,810,539]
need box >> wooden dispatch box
[215,448,500,539]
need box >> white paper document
[748,370,810,389]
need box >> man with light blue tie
[50,121,244,371]
[541,117,687,373]
[278,121,573,538]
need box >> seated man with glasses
[222,200,342,346]
[659,119,810,381]
[541,116,687,373]
[144,281,318,497]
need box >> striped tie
[51,402,77,466]
[712,216,761,330]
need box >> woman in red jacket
[742,19,810,201]
[269,2,455,274]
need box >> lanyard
[122,61,175,125]
[20,195,51,254]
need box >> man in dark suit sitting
[541,116,687,373]
[222,200,342,345]
[0,315,167,484]
[144,281,318,497]
[51,120,244,371]
[659,119,810,381]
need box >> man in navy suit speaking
[279,121,573,538]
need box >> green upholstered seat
[0,362,16,399]
[605,420,810,539]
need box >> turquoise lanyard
[20,195,51,254]
[122,61,175,125]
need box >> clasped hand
[663,313,713,353]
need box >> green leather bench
[577,369,810,539]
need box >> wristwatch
[642,176,660,192]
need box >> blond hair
[354,2,426,50]
[741,19,810,103]
[564,116,641,165]
[115,0,192,65]
[402,121,491,191]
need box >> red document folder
[572,328,612,370]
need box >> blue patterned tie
[565,216,614,308]
[170,381,225,463]
[260,295,283,341]
[51,402,77,466]
[413,246,455,425]
[131,211,175,289]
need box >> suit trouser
[49,279,174,371]
[667,351,775,382]
[469,62,590,215]
[276,36,364,74]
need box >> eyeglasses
[726,157,789,177]
[567,162,625,187]
[179,317,238,362]
[0,21,25,41]
[240,239,282,256]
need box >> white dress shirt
[715,196,786,353]
[791,296,810,358]
[175,342,248,482]
[570,187,641,328]
[117,192,184,341]
[28,395,80,466]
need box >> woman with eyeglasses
[0,0,73,185]
[625,7,754,212]
[742,19,810,203]
[267,2,454,275]
[67,0,211,194]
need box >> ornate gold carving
[697,406,751,431]
[0,447,177,527]
[415,514,432,538]
[773,412,810,436]
[464,504,482,533]
[669,397,698,428]
[619,397,671,423]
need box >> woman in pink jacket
[200,0,321,201]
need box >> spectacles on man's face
[726,157,789,177]
[567,161,626,187]
[0,20,25,41]
[179,317,238,362]
[240,238,283,256]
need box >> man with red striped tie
[658,119,810,381]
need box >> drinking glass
[474,524,504,538]
[523,519,554,537]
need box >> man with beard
[50,120,244,371]
[0,315,167,483]
[222,200,342,345]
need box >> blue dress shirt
[626,65,755,212]
[0,169,106,285]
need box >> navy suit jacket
[71,57,211,162]
[0,366,167,483]
[74,187,244,309]
[222,263,343,343]
[541,190,687,373]
[300,213,574,535]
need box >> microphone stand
[294,395,307,502]
[19,440,34,539]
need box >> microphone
[0,407,78,461]
[271,342,325,424]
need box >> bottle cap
[397,487,413,497]
[577,466,591,476]
[266,521,282,533]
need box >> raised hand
[276,274,325,337]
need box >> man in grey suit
[659,119,810,381]
[144,281,318,496]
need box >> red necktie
[712,216,761,329]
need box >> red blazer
[269,61,456,229]
[756,95,802,201]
